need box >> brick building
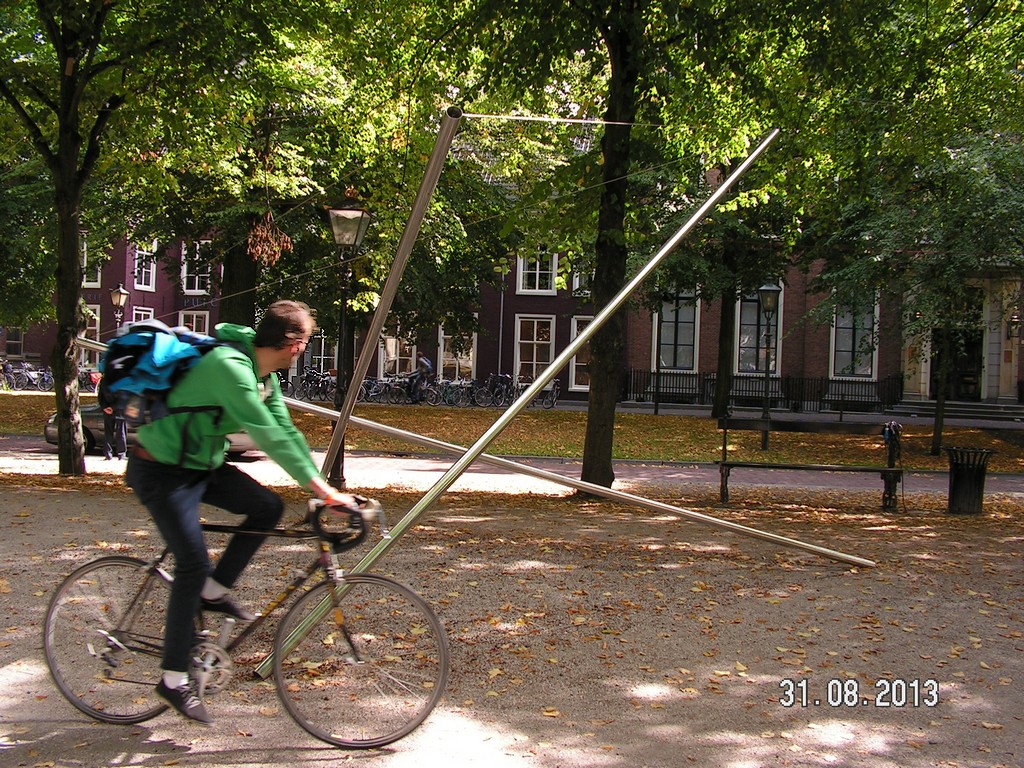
[3,239,1022,411]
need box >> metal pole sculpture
[79,330,874,569]
[293,398,876,569]
[341,128,785,577]
[320,106,465,479]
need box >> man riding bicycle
[125,300,358,725]
[406,352,433,404]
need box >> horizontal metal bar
[287,398,876,568]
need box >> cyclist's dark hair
[254,300,315,349]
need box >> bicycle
[529,378,560,409]
[425,377,468,407]
[43,498,449,749]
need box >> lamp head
[757,282,781,314]
[327,207,372,249]
[109,282,130,309]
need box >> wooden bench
[718,418,902,510]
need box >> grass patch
[6,392,1022,473]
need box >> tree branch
[0,77,58,172]
[79,93,126,182]
[35,0,66,62]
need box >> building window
[131,307,155,323]
[737,292,781,374]
[439,327,475,380]
[571,271,592,297]
[81,239,101,288]
[181,241,212,295]
[81,304,101,368]
[134,240,158,291]
[4,328,24,359]
[658,294,698,371]
[832,304,877,379]
[517,249,557,295]
[380,335,415,376]
[569,316,592,390]
[178,311,209,335]
[515,315,554,380]
[308,332,333,373]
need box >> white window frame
[514,314,555,380]
[181,240,212,295]
[4,328,24,359]
[379,335,415,377]
[439,326,476,381]
[131,306,155,323]
[133,239,158,292]
[571,271,592,297]
[656,293,700,372]
[830,301,879,380]
[81,239,101,288]
[569,316,593,391]
[177,311,209,335]
[80,304,101,367]
[307,332,332,374]
[516,250,557,296]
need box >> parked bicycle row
[1,359,55,391]
[289,369,561,409]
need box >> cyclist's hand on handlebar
[322,489,358,508]
[312,492,381,521]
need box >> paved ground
[3,433,1023,498]
[1,435,1022,767]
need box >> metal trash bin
[943,446,994,514]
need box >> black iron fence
[623,370,904,414]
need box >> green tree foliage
[800,2,1024,451]
[0,155,55,325]
[816,132,1024,452]
[0,0,333,474]
[447,0,874,484]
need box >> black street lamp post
[758,282,781,450]
[326,205,372,488]
[109,282,130,332]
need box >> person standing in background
[98,378,127,460]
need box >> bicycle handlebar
[306,497,384,552]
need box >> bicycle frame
[119,522,358,678]
[199,523,333,659]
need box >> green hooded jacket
[136,323,320,486]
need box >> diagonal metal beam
[320,106,465,478]
[292,398,875,568]
[328,130,820,579]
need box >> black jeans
[103,413,127,458]
[125,456,283,673]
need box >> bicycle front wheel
[44,556,169,724]
[273,574,449,749]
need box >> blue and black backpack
[98,320,226,427]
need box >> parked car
[44,404,256,455]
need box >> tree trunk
[52,179,87,475]
[218,239,259,326]
[580,18,642,489]
[712,290,738,418]
[930,328,951,456]
[711,234,741,419]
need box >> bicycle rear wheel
[273,573,449,749]
[473,386,493,407]
[44,556,169,724]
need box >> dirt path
[0,477,1021,768]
